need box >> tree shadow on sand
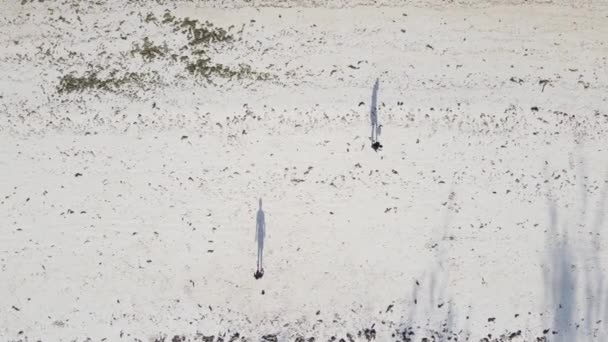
[397,194,464,342]
[542,153,608,341]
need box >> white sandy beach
[1,1,608,341]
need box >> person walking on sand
[255,198,266,277]
[370,78,379,143]
[370,78,383,151]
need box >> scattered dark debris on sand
[9,322,570,342]
[361,325,376,341]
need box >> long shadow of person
[254,198,266,279]
[370,78,383,151]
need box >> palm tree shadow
[402,193,461,341]
[544,185,576,341]
[543,154,608,340]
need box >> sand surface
[1,1,608,341]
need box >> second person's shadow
[254,198,266,279]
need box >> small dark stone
[363,328,376,341]
[261,334,276,342]
[509,330,522,338]
[172,335,185,342]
